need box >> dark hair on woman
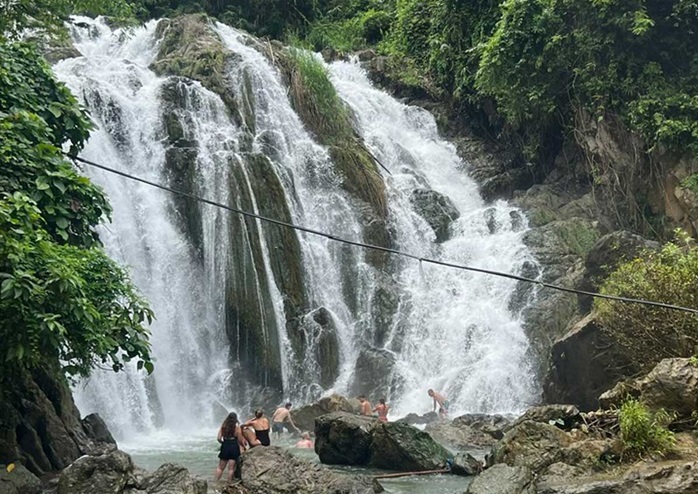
[379,398,386,404]
[221,412,238,437]
[255,409,263,418]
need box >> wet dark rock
[396,412,438,425]
[369,422,450,471]
[0,463,41,494]
[315,412,376,465]
[138,463,207,494]
[286,307,339,390]
[82,414,116,446]
[237,446,379,493]
[291,394,354,433]
[349,347,396,399]
[543,313,631,411]
[465,464,535,494]
[450,452,482,476]
[425,414,510,449]
[409,188,460,242]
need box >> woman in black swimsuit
[215,412,246,482]
[242,409,271,447]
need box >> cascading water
[54,16,537,449]
[329,61,538,415]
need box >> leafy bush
[595,233,697,373]
[0,41,153,377]
[619,399,675,457]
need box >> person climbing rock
[243,409,271,446]
[272,402,300,437]
[373,398,389,422]
[428,389,449,419]
[215,412,246,482]
[295,432,314,449]
[359,395,372,416]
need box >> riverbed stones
[369,421,450,471]
[450,452,482,476]
[315,412,376,465]
[508,405,580,431]
[396,412,438,425]
[465,464,536,494]
[237,445,379,494]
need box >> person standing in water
[359,396,372,416]
[373,398,389,422]
[215,412,246,482]
[242,409,271,447]
[295,432,314,449]
[428,389,450,419]
[272,403,300,437]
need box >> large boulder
[425,414,509,449]
[291,395,354,432]
[315,412,376,465]
[237,445,379,494]
[138,463,207,494]
[57,449,133,494]
[465,464,536,494]
[543,313,629,410]
[369,422,450,471]
[536,460,698,494]
[409,188,460,243]
[599,357,698,426]
[450,452,482,476]
[0,463,41,494]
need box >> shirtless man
[295,432,314,449]
[271,403,300,437]
[359,396,372,416]
[428,389,449,419]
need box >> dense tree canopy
[0,39,153,377]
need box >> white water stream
[54,17,537,453]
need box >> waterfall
[54,17,536,441]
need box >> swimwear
[272,421,286,434]
[255,428,271,446]
[218,438,240,460]
[441,400,450,412]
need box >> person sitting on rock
[272,402,300,437]
[215,412,246,482]
[359,395,372,416]
[373,398,389,422]
[242,409,271,446]
[295,432,314,449]
[428,389,449,419]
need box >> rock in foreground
[315,412,377,465]
[237,446,379,493]
[465,464,535,494]
[369,422,450,471]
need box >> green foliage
[0,0,136,38]
[619,399,675,457]
[0,40,153,377]
[285,48,352,142]
[595,232,698,372]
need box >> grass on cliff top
[286,48,352,144]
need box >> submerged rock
[237,446,379,494]
[369,422,450,471]
[315,412,376,465]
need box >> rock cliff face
[0,366,115,476]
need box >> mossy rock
[369,422,450,471]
